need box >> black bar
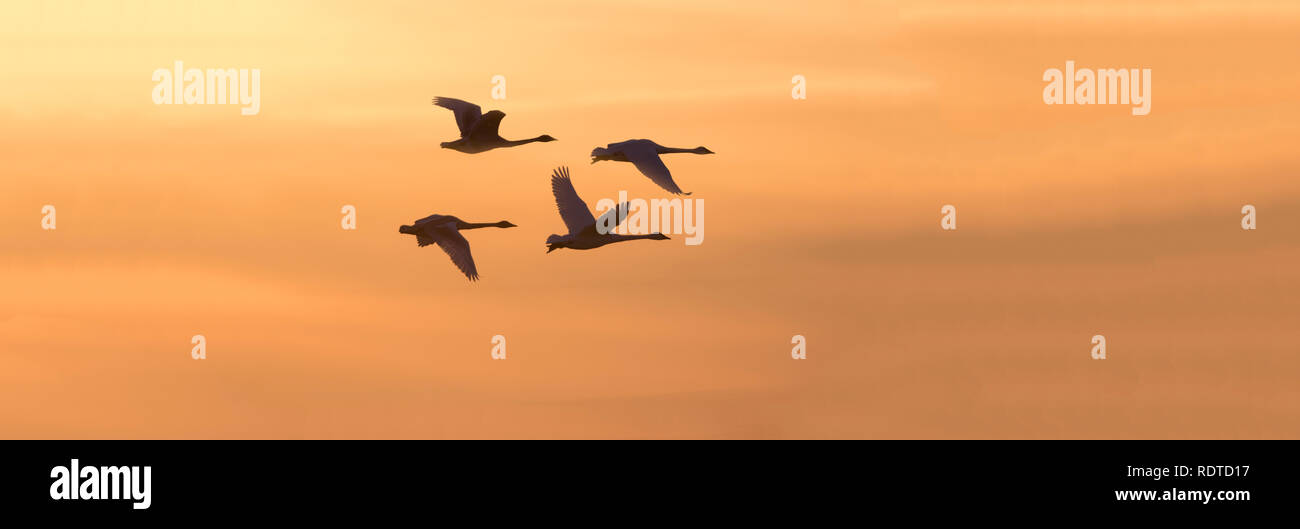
[1,441,1291,518]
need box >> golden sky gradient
[1,1,1298,438]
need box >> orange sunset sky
[1,1,1298,438]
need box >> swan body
[399,214,516,281]
[433,97,556,154]
[590,139,713,195]
[545,166,669,253]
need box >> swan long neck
[505,136,551,147]
[461,221,507,230]
[615,233,663,241]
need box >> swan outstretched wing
[621,142,688,195]
[433,97,482,138]
[606,139,647,151]
[593,201,633,234]
[468,110,505,140]
[550,166,595,234]
[425,223,479,281]
[412,213,453,227]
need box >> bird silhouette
[432,97,556,154]
[399,214,516,281]
[590,139,713,195]
[545,166,669,253]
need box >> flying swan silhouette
[399,214,516,281]
[545,166,669,253]
[590,139,713,195]
[432,97,556,154]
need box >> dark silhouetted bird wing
[468,110,505,141]
[423,223,479,281]
[433,97,482,138]
[550,166,595,234]
[620,141,688,195]
[593,201,633,234]
[412,213,456,228]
